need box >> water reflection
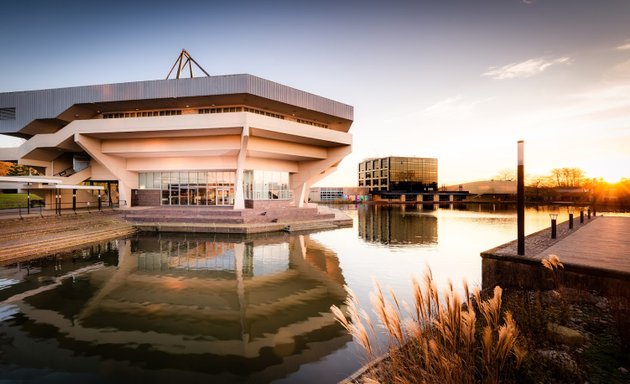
[0,234,350,383]
[358,204,438,245]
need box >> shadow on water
[0,232,351,383]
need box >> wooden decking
[532,216,630,275]
[481,215,630,296]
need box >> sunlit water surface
[0,204,624,383]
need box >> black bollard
[551,218,557,239]
[588,208,591,219]
[580,210,584,223]
[569,213,573,229]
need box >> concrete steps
[0,212,135,264]
[0,226,135,263]
[122,206,337,228]
[125,215,245,224]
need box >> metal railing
[0,199,123,219]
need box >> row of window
[320,190,344,201]
[199,106,286,121]
[0,107,16,121]
[139,171,236,190]
[103,110,182,119]
[139,170,292,201]
[296,118,328,129]
[101,105,327,128]
[243,170,291,200]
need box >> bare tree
[550,167,586,187]
[494,168,516,181]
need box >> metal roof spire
[166,49,210,79]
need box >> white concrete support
[234,242,249,343]
[234,126,249,210]
[433,194,439,203]
[290,146,351,207]
[75,133,138,208]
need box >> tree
[0,161,11,176]
[7,163,39,176]
[550,167,586,187]
[494,168,516,181]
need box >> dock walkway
[481,215,630,296]
[533,216,630,275]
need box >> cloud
[482,56,571,80]
[617,42,630,50]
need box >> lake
[0,204,620,383]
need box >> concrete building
[358,156,438,194]
[308,186,369,203]
[0,74,353,209]
[447,180,516,196]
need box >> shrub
[331,270,526,383]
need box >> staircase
[0,212,136,264]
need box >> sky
[1,0,629,186]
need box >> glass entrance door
[189,187,199,206]
[217,188,229,206]
[198,187,207,205]
[207,188,217,205]
[180,186,189,205]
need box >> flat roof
[0,176,61,184]
[0,177,103,190]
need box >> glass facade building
[138,170,291,206]
[358,156,438,193]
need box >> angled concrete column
[234,126,249,210]
[75,133,137,208]
[290,146,351,207]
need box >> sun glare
[585,163,627,184]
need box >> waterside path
[481,215,630,296]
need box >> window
[243,170,291,200]
[0,107,16,120]
[103,110,181,119]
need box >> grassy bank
[0,193,44,209]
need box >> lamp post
[550,213,558,239]
[517,140,525,255]
[568,207,574,229]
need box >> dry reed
[332,270,526,384]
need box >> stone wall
[244,199,292,209]
[131,189,161,206]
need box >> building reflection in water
[0,233,350,383]
[358,204,438,245]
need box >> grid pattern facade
[358,157,438,193]
[319,187,344,201]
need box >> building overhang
[1,75,354,137]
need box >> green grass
[0,193,44,209]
